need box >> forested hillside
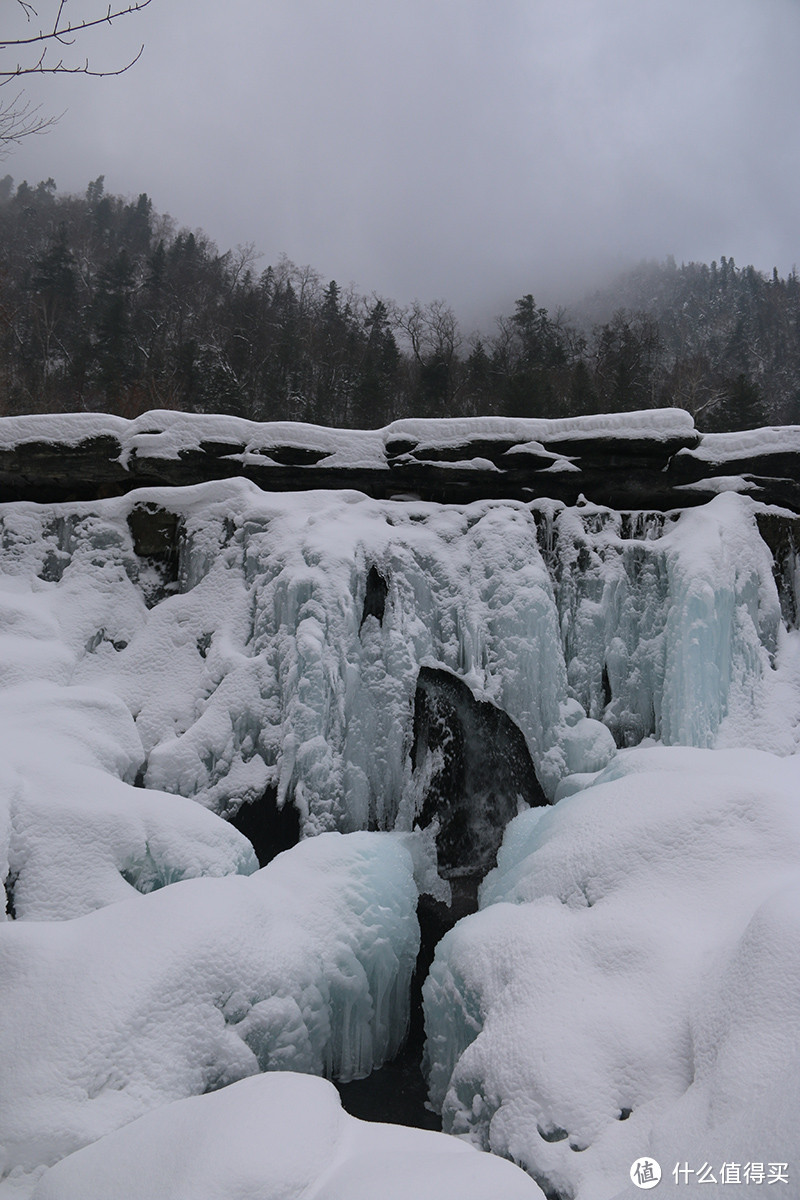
[1,175,799,429]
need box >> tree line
[1,176,798,430]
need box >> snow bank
[0,831,420,1178]
[422,746,800,1199]
[29,1072,543,1200]
[0,407,697,466]
[677,424,800,464]
[0,675,256,920]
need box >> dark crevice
[227,785,301,868]
[601,663,612,709]
[4,869,17,919]
[335,876,480,1130]
[360,565,389,629]
[127,504,182,608]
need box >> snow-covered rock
[422,746,800,1200]
[0,831,420,1178]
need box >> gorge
[0,409,798,1200]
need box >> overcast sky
[5,0,800,329]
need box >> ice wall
[536,491,782,753]
[0,482,613,852]
[0,481,791,877]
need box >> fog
[5,0,799,329]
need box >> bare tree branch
[2,0,152,81]
[0,1,152,149]
[0,90,58,155]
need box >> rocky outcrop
[410,667,547,877]
[0,410,798,513]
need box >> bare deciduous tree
[1,0,152,152]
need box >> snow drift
[0,831,420,1179]
[29,1073,544,1200]
[423,746,800,1199]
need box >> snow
[0,407,698,470]
[28,1073,544,1200]
[0,830,421,1183]
[0,434,798,1197]
[423,745,800,1200]
[677,424,800,464]
[675,473,759,495]
[0,678,257,921]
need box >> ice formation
[0,481,617,866]
[0,408,799,1198]
[29,1072,544,1200]
[423,746,800,1199]
[0,478,791,887]
[0,830,420,1183]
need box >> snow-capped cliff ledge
[1,408,798,512]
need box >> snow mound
[0,831,420,1177]
[0,680,257,921]
[29,1072,544,1200]
[422,746,800,1200]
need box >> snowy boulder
[0,831,420,1176]
[29,1072,544,1200]
[0,682,257,921]
[422,746,800,1200]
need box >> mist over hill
[2,176,798,431]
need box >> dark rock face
[127,504,182,608]
[411,666,547,877]
[756,511,800,629]
[1,411,798,512]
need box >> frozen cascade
[0,481,614,857]
[534,491,781,751]
[0,482,791,876]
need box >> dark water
[335,1038,441,1130]
[335,877,480,1130]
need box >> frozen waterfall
[1,424,800,1200]
[0,481,789,885]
